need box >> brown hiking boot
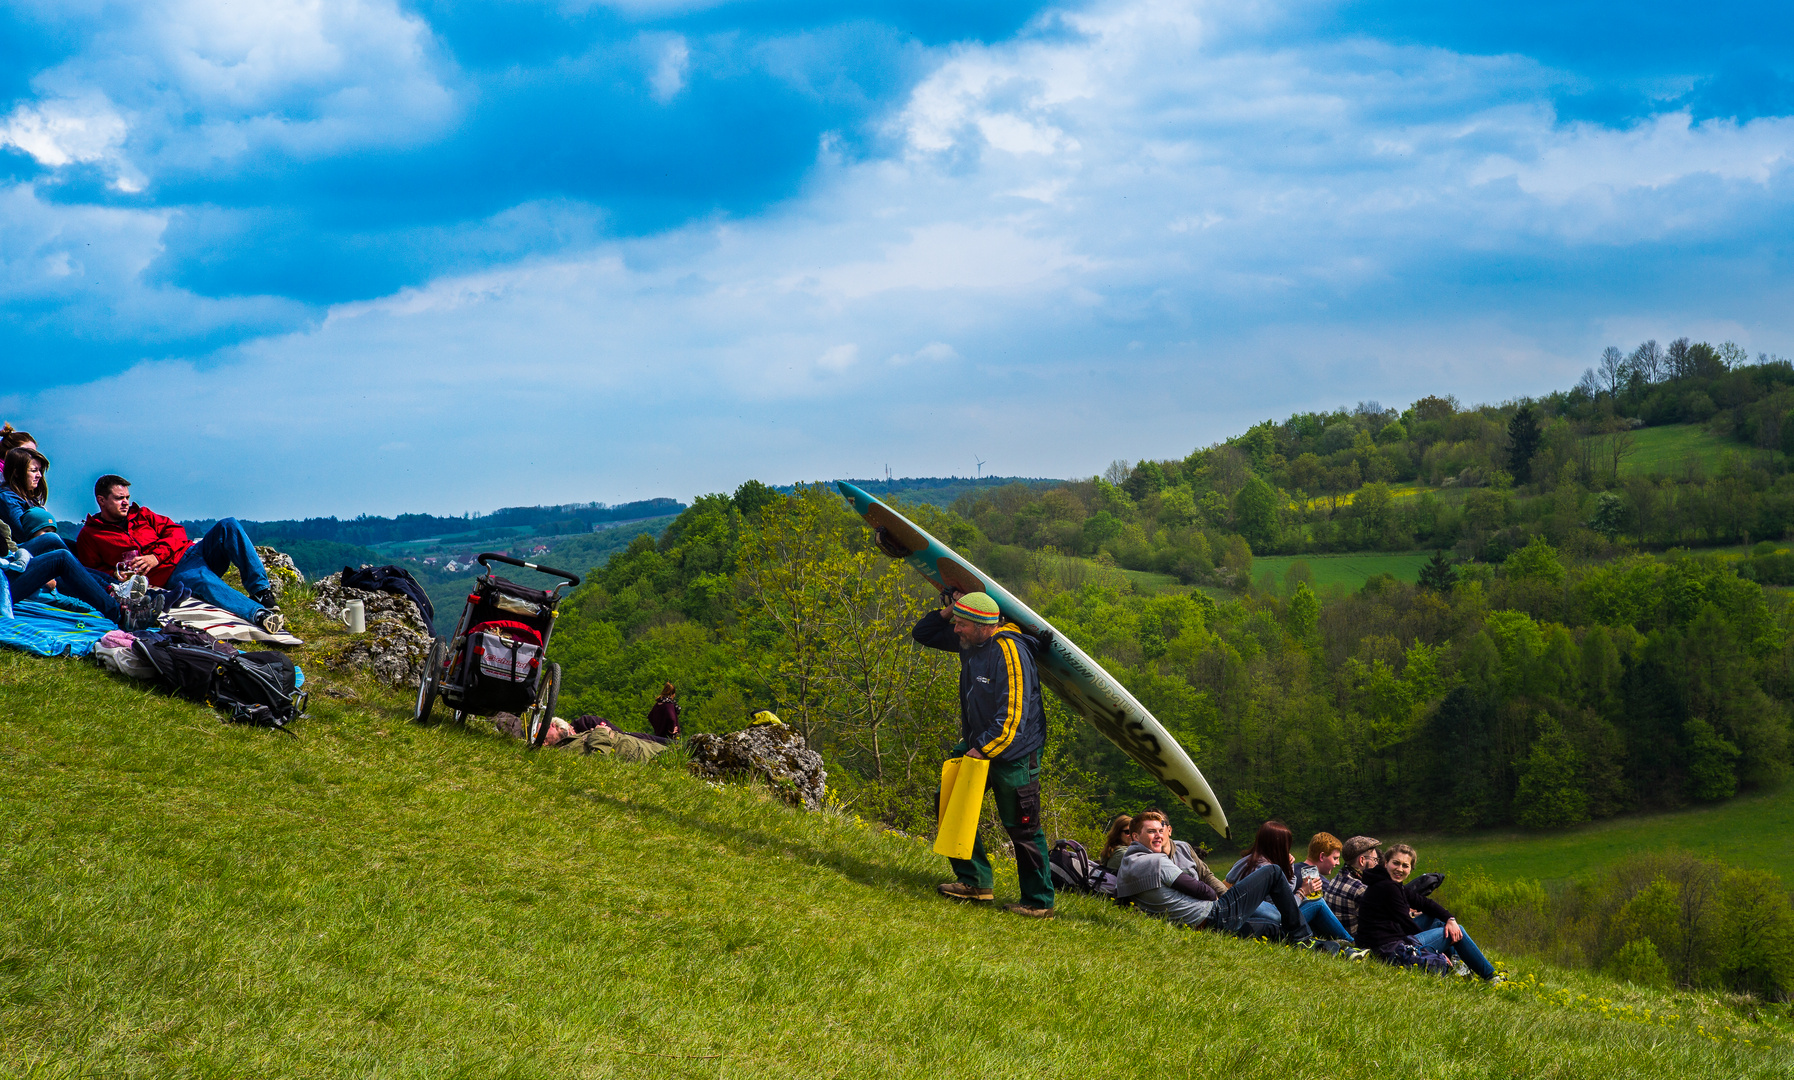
[1003,903,1055,919]
[937,882,994,902]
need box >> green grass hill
[4,602,1793,1077]
[1620,422,1769,478]
[1407,782,1794,889]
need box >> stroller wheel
[414,637,445,724]
[528,663,562,750]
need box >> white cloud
[805,223,1088,299]
[8,0,454,184]
[817,343,859,371]
[1475,110,1794,201]
[12,0,1794,517]
[0,95,144,191]
[890,342,959,365]
[648,34,691,102]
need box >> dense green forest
[952,338,1794,588]
[541,339,1794,848]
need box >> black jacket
[340,564,434,624]
[1355,864,1456,952]
[912,610,1046,763]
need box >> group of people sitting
[1,424,285,633]
[1099,811,1504,984]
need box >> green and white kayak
[837,481,1229,838]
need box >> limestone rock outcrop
[686,721,827,811]
[308,569,433,687]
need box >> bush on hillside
[1436,850,1794,1001]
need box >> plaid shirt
[1321,868,1366,936]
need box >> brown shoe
[1003,903,1055,919]
[937,882,995,902]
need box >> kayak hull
[837,481,1229,838]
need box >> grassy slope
[1404,782,1794,888]
[4,609,1792,1076]
[1252,551,1438,592]
[1621,423,1762,477]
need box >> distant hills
[179,481,1067,627]
[779,475,1066,508]
[183,497,687,550]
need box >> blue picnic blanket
[0,594,117,657]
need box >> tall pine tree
[1418,550,1458,592]
[1507,403,1542,483]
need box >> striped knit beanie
[951,591,1001,625]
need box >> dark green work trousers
[943,741,1054,909]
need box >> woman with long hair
[1227,820,1358,944]
[1229,820,1295,880]
[1375,843,1499,981]
[1,467,124,625]
[1099,814,1134,870]
[647,682,681,739]
[2,446,73,557]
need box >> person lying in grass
[1378,843,1502,983]
[75,474,285,634]
[1117,811,1309,942]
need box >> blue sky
[5,0,1792,519]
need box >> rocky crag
[686,721,827,811]
[308,569,433,687]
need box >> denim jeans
[1303,898,1356,942]
[1250,897,1357,943]
[1413,914,1495,979]
[5,548,122,624]
[165,518,269,623]
[1207,864,1304,938]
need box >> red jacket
[75,505,192,588]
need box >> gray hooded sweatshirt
[1117,841,1214,928]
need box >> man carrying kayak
[912,589,1053,919]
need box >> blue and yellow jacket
[912,610,1046,763]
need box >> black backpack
[134,638,307,733]
[1050,839,1117,897]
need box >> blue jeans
[1414,914,1494,979]
[165,518,268,623]
[23,532,117,593]
[1251,898,1357,943]
[1303,899,1355,942]
[1207,865,1305,939]
[6,548,122,624]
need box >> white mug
[340,598,366,633]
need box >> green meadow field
[1406,782,1794,889]
[4,596,1793,1076]
[1104,553,1435,599]
[1251,551,1437,593]
[1620,423,1772,478]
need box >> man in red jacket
[75,474,283,631]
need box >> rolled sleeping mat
[932,755,990,861]
[937,757,962,832]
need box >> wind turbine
[975,456,986,479]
